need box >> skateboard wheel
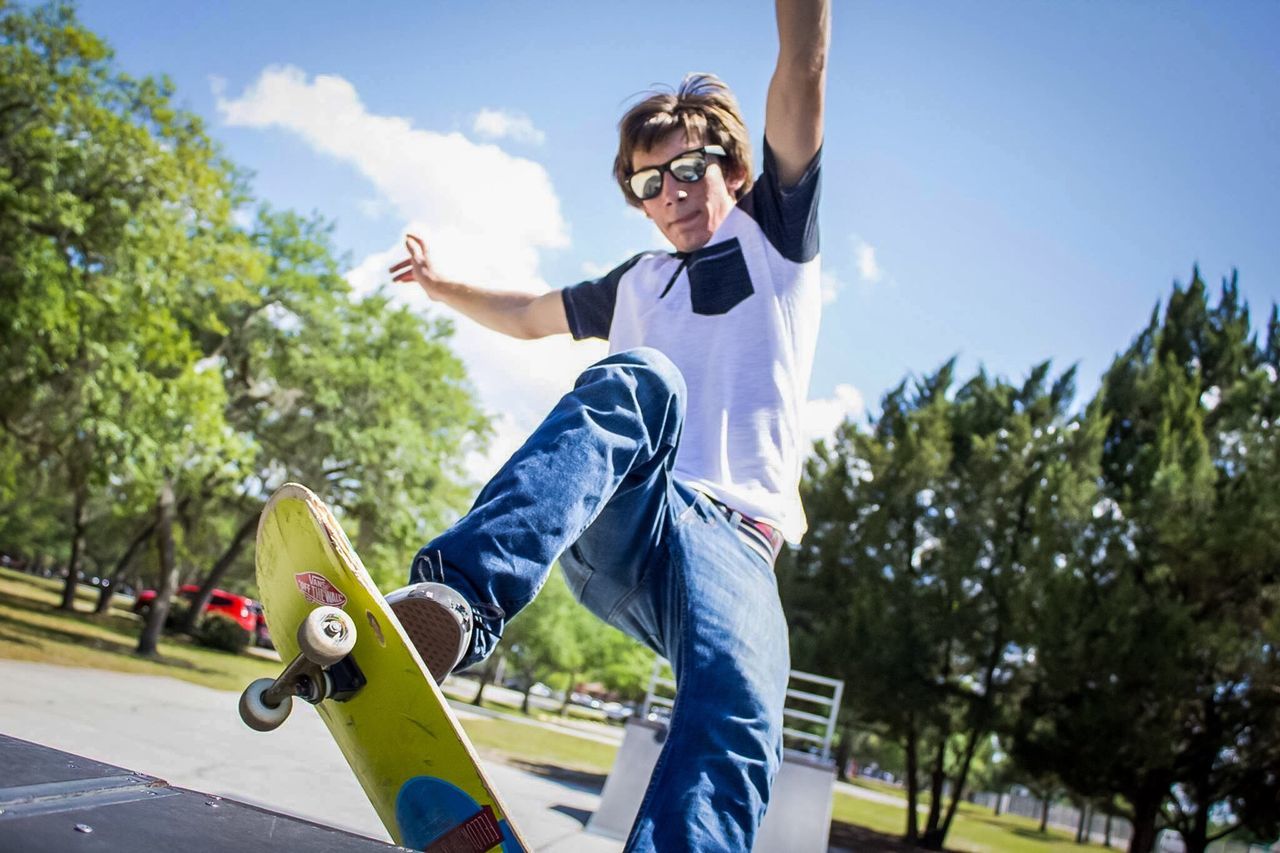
[297,606,357,666]
[239,677,292,731]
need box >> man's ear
[725,162,748,196]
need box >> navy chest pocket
[686,237,753,316]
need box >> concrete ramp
[586,718,836,852]
[0,733,406,852]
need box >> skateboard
[238,483,528,852]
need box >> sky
[76,0,1280,484]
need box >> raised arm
[391,234,569,340]
[764,0,830,187]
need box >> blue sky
[77,0,1280,475]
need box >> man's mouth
[669,211,700,229]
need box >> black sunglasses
[626,145,727,201]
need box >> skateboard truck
[239,606,366,732]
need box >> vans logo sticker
[295,572,347,607]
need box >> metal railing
[640,660,844,762]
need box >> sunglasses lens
[670,155,707,183]
[628,149,715,200]
[630,169,663,200]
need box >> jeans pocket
[686,238,753,316]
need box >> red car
[133,584,269,645]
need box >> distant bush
[196,613,251,653]
[162,599,191,633]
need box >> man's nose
[660,174,686,203]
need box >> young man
[388,2,827,848]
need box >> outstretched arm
[390,234,569,340]
[765,0,830,187]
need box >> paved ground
[0,660,621,851]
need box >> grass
[829,790,1116,852]
[2,568,1120,851]
[0,568,279,691]
[459,717,618,778]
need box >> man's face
[632,132,744,254]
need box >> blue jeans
[413,347,791,852]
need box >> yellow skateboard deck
[249,483,528,852]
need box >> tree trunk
[1126,785,1163,853]
[520,683,532,715]
[993,787,1004,817]
[1105,812,1113,848]
[137,480,178,658]
[178,511,257,634]
[904,715,920,843]
[58,484,89,611]
[471,653,502,706]
[1076,801,1090,844]
[1039,797,1050,833]
[920,732,950,849]
[558,672,578,716]
[94,517,157,614]
[1179,699,1220,853]
[1181,809,1211,853]
[939,725,984,841]
[834,726,854,782]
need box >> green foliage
[498,566,655,704]
[1014,270,1280,852]
[581,622,656,702]
[782,355,1100,847]
[195,613,252,654]
[0,0,252,607]
[0,5,485,645]
[784,275,1280,850]
[502,567,582,706]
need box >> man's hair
[613,72,753,208]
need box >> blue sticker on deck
[395,777,523,852]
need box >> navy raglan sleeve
[740,139,822,264]
[560,253,645,341]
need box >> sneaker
[386,582,474,683]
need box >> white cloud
[820,270,844,306]
[803,384,866,448]
[853,237,883,284]
[356,197,391,220]
[219,66,606,485]
[471,108,546,145]
[581,260,614,279]
[581,246,648,280]
[216,66,568,270]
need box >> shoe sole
[390,597,464,683]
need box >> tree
[501,566,583,714]
[1,5,488,655]
[783,358,1101,849]
[0,2,249,616]
[1015,271,1280,852]
[193,208,489,597]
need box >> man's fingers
[392,271,414,283]
[388,257,411,274]
[405,234,428,260]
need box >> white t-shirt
[561,142,822,543]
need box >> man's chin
[668,229,711,254]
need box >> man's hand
[390,233,445,301]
